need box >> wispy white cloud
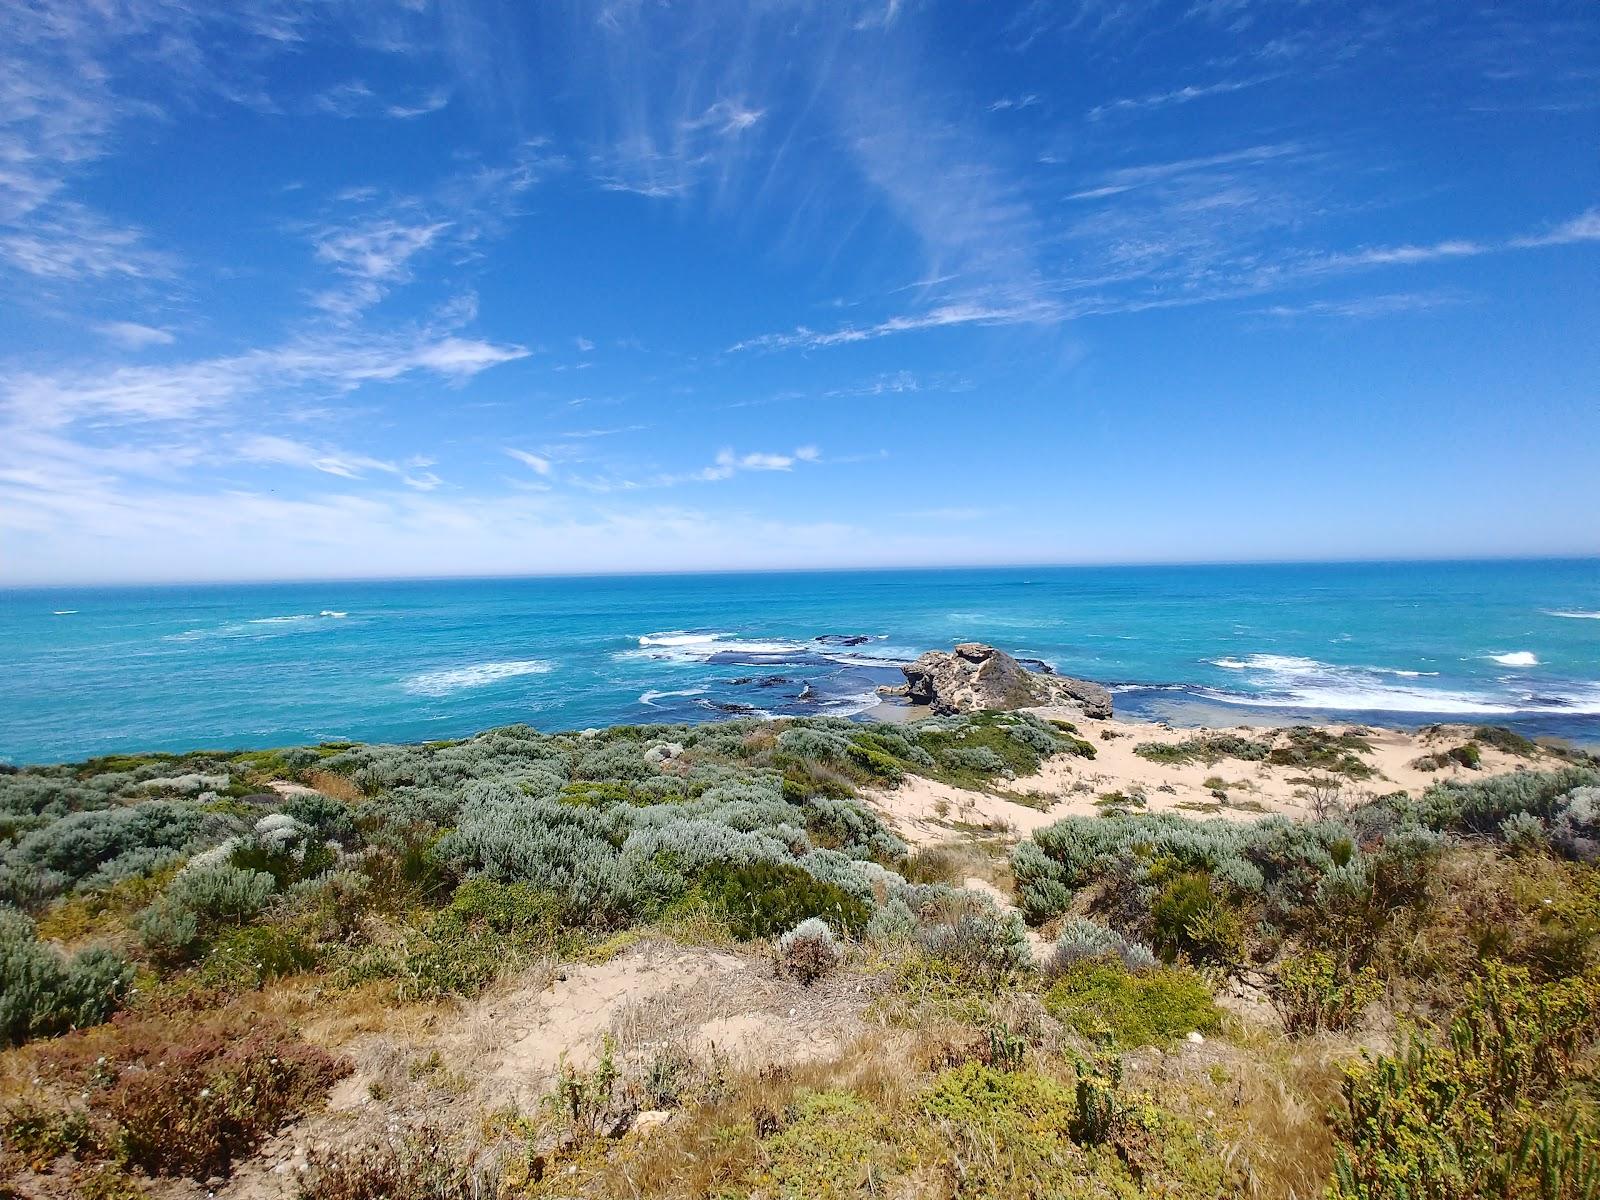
[1511,207,1600,249]
[236,434,402,480]
[311,217,452,316]
[95,321,176,350]
[506,448,553,475]
[2,331,529,429]
[1252,291,1466,320]
[0,203,176,282]
[311,80,453,120]
[729,301,1061,353]
[1087,76,1276,121]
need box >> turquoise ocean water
[3,560,1599,765]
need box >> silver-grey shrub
[1048,917,1156,974]
[0,799,237,910]
[165,862,277,924]
[1,908,133,1046]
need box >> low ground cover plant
[2,719,1599,1198]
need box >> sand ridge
[864,713,1567,848]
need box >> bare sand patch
[863,714,1569,850]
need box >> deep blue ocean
[3,560,1599,765]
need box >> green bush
[1046,917,1156,973]
[695,860,869,940]
[1044,960,1219,1047]
[1472,726,1539,757]
[200,924,318,990]
[1273,950,1382,1035]
[165,863,276,926]
[1330,963,1600,1200]
[403,878,568,999]
[0,910,132,1046]
[1150,871,1219,961]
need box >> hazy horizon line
[4,552,1597,592]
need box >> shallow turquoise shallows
[3,560,1598,765]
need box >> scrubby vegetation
[2,713,1599,1199]
[1134,725,1377,778]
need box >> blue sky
[1,0,1597,584]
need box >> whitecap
[319,610,348,619]
[51,610,78,615]
[1198,649,1598,715]
[403,659,554,696]
[1547,610,1600,620]
[639,687,710,706]
[1488,651,1540,667]
[1209,654,1322,673]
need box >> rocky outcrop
[889,642,1113,719]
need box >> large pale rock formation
[887,642,1113,719]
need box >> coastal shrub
[910,712,1072,784]
[436,790,628,923]
[280,792,358,846]
[1149,871,1248,966]
[941,746,1008,775]
[0,910,133,1046]
[164,862,276,926]
[36,1013,349,1181]
[296,1127,489,1200]
[1408,767,1600,842]
[1550,786,1600,861]
[1498,811,1547,854]
[1044,961,1219,1047]
[1134,735,1268,766]
[776,726,853,763]
[913,895,1032,983]
[1329,963,1600,1200]
[199,924,317,990]
[1412,742,1483,772]
[777,916,843,984]
[1047,917,1156,974]
[1472,725,1540,757]
[695,860,869,940]
[1273,950,1382,1035]
[866,896,918,944]
[404,878,568,998]
[0,799,231,909]
[136,897,201,959]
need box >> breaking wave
[1201,652,1600,716]
[1487,651,1540,667]
[622,630,907,668]
[1548,610,1600,620]
[403,659,554,697]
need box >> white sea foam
[639,687,710,706]
[1201,651,1600,715]
[51,610,78,615]
[1487,651,1540,667]
[622,630,910,668]
[1548,610,1600,620]
[403,659,554,696]
[250,611,347,625]
[1210,654,1322,672]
